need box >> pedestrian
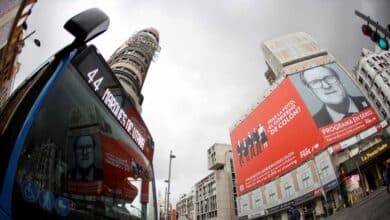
[288,205,300,220]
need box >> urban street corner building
[108,28,160,113]
[230,32,389,220]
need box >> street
[326,187,390,220]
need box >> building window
[381,110,387,118]
[361,67,368,75]
[301,172,312,188]
[380,91,385,99]
[369,92,375,99]
[254,197,261,208]
[242,202,248,211]
[364,84,370,91]
[376,101,381,108]
[320,161,330,179]
[358,76,364,84]
[269,188,277,203]
[284,182,293,198]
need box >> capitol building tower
[108,28,160,113]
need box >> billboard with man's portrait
[289,63,379,145]
[230,62,379,195]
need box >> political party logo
[38,190,55,211]
[21,180,38,203]
[55,197,71,217]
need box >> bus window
[11,62,154,219]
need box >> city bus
[0,8,157,219]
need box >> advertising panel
[230,79,322,195]
[230,62,380,195]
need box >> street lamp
[166,150,176,220]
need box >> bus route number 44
[87,68,104,92]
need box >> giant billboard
[230,62,380,195]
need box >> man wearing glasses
[68,135,102,182]
[301,65,368,127]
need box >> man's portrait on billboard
[291,63,369,128]
[67,134,103,182]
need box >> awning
[340,140,390,174]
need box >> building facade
[0,0,37,107]
[231,32,389,220]
[353,48,390,124]
[177,144,237,220]
[107,28,160,113]
[177,189,195,220]
[196,144,237,220]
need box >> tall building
[230,32,389,220]
[353,48,390,125]
[0,0,37,107]
[107,28,160,113]
[196,144,237,220]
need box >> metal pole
[164,186,168,220]
[167,150,175,220]
[355,10,390,38]
[22,30,36,41]
[313,159,329,217]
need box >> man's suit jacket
[313,96,368,128]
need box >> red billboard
[230,63,380,195]
[66,133,150,202]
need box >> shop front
[339,140,390,206]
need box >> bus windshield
[9,46,156,219]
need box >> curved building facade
[108,28,160,113]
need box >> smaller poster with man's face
[290,62,379,145]
[66,132,103,195]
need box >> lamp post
[166,150,176,220]
[164,184,168,220]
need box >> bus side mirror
[64,8,109,44]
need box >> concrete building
[232,32,389,220]
[353,48,390,124]
[0,0,37,107]
[107,28,160,113]
[176,144,237,220]
[177,188,195,220]
[195,144,237,220]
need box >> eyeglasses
[76,144,93,151]
[307,75,338,89]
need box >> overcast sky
[15,0,390,205]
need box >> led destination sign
[72,46,149,151]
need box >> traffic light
[362,24,372,36]
[378,37,389,50]
[361,24,389,50]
